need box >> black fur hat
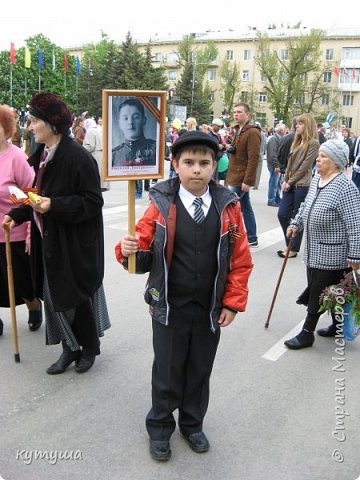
[29,93,72,135]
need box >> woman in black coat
[3,93,110,374]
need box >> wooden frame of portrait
[102,89,167,181]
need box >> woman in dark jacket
[3,93,110,374]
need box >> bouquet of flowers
[318,271,360,340]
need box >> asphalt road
[0,161,359,480]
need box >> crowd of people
[1,95,360,462]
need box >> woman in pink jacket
[0,105,42,335]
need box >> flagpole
[348,69,353,128]
[10,65,13,107]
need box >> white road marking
[103,205,140,217]
[262,320,305,361]
[250,227,284,251]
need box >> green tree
[220,59,241,115]
[255,29,327,126]
[77,33,120,115]
[175,34,218,123]
[77,32,168,116]
[0,34,78,110]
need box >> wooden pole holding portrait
[102,90,166,273]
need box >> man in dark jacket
[278,118,297,173]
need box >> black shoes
[28,309,42,331]
[149,431,209,460]
[46,343,81,375]
[317,324,337,337]
[277,250,297,258]
[149,440,171,461]
[284,330,314,350]
[181,431,210,453]
[75,349,96,373]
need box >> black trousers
[146,302,220,441]
[300,267,349,332]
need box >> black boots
[284,329,315,350]
[28,309,42,331]
[317,324,337,337]
[46,342,81,375]
[46,343,97,375]
[75,349,96,373]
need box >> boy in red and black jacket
[115,131,253,462]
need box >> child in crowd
[115,131,253,461]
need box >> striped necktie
[193,197,205,224]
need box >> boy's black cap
[171,131,219,158]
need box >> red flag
[10,42,16,65]
[64,53,69,73]
[333,67,339,77]
[353,68,356,80]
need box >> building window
[168,71,176,81]
[210,91,215,102]
[259,93,267,103]
[323,71,332,83]
[342,47,360,60]
[260,72,267,82]
[322,94,330,105]
[280,71,288,82]
[255,113,266,126]
[280,49,288,60]
[207,70,216,81]
[343,94,354,106]
[242,70,249,81]
[325,49,334,60]
[226,50,233,61]
[154,53,162,62]
[168,52,179,64]
[294,94,305,105]
[244,50,251,60]
[341,117,352,128]
[240,91,248,102]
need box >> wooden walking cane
[3,223,21,362]
[264,237,294,329]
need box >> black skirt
[0,241,36,307]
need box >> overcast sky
[2,0,360,52]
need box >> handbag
[218,153,229,173]
[343,303,360,341]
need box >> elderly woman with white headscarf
[283,139,360,350]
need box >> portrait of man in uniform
[102,90,166,182]
[112,98,156,168]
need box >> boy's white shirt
[178,184,212,218]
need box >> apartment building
[136,28,360,132]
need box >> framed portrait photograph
[102,90,166,181]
